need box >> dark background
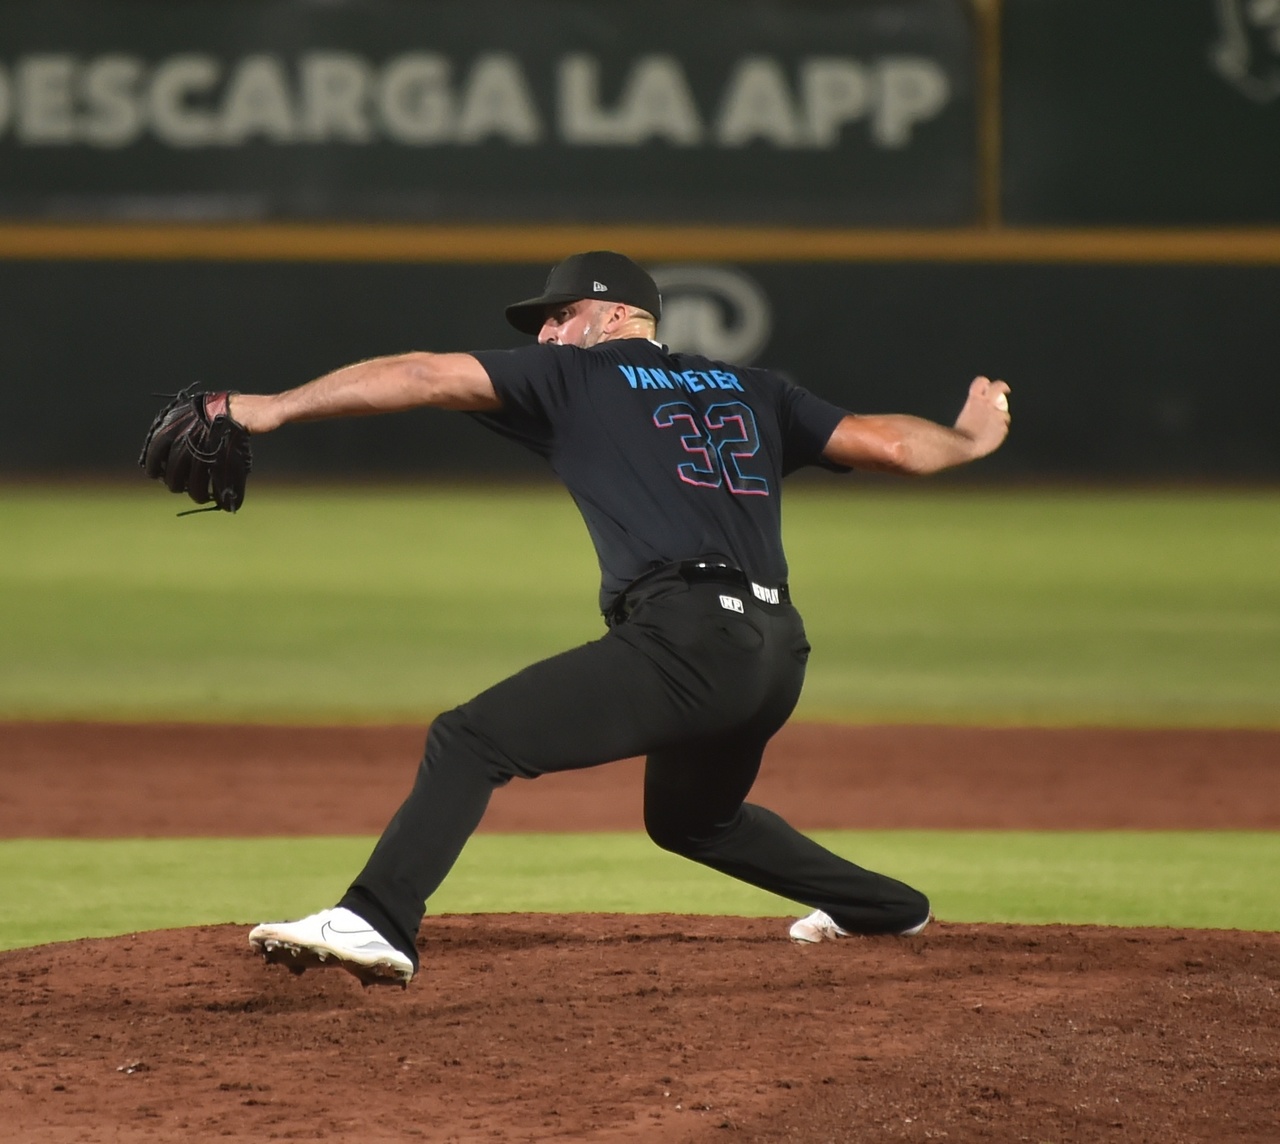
[2,0,1277,480]
[1002,0,1280,224]
[4,259,1275,479]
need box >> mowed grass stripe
[2,485,1277,726]
[1,831,1276,952]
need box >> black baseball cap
[505,251,662,335]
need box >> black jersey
[470,338,847,611]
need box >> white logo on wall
[651,265,772,365]
[1211,0,1280,102]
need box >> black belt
[606,560,790,626]
[678,561,790,602]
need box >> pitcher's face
[538,300,611,347]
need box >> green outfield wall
[2,1,1277,480]
[3,256,1278,479]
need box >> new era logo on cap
[592,281,607,292]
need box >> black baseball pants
[339,569,929,969]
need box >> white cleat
[788,908,931,943]
[788,909,849,944]
[249,907,414,987]
[899,913,931,937]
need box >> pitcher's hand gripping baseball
[139,386,252,512]
[953,376,1011,460]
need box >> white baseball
[995,393,1009,412]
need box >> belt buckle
[682,560,739,585]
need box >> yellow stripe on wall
[3,223,1280,264]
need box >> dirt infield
[4,722,1279,836]
[2,722,1279,1142]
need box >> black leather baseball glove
[139,386,252,513]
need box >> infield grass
[2,484,1277,725]
[1,831,1276,952]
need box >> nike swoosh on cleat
[320,921,379,941]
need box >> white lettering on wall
[299,52,373,142]
[561,54,703,145]
[17,56,77,143]
[619,55,703,145]
[378,53,454,143]
[81,56,146,148]
[800,59,870,146]
[0,49,953,150]
[221,55,297,143]
[874,58,950,147]
[716,57,803,147]
[558,55,610,142]
[149,55,220,146]
[456,53,542,143]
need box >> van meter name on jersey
[617,365,744,393]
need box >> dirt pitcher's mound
[3,916,1278,1143]
[5,722,1278,1140]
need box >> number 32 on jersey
[653,400,770,496]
